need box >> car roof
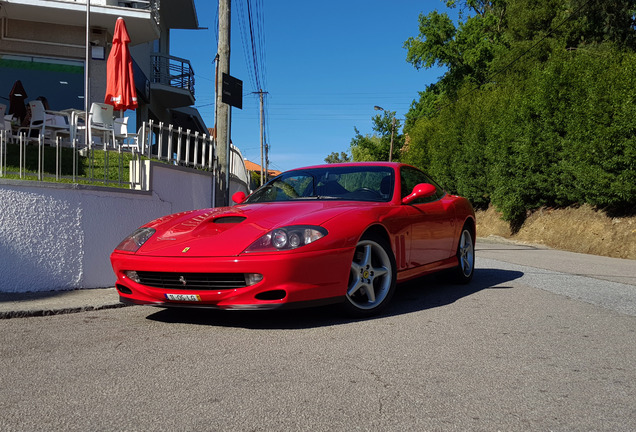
[288,162,409,172]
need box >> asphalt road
[1,241,635,431]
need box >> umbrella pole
[84,0,91,149]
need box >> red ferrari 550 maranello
[110,162,475,316]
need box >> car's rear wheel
[454,226,475,284]
[342,234,396,317]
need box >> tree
[350,111,404,162]
[559,0,636,50]
[401,0,636,222]
[324,152,351,164]
[404,83,446,132]
[403,0,507,95]
[350,129,384,162]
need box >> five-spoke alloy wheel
[454,227,475,283]
[343,235,396,316]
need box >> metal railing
[139,120,213,169]
[0,121,215,190]
[114,0,160,26]
[150,53,195,95]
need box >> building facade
[0,0,207,134]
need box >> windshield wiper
[290,195,341,200]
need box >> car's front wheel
[342,234,396,317]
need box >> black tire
[453,226,475,284]
[341,233,397,317]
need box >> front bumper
[110,247,353,310]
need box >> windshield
[245,166,394,203]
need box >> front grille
[136,272,246,290]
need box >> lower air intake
[255,290,287,301]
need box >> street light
[374,106,396,162]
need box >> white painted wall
[0,162,243,293]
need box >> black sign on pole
[222,73,243,109]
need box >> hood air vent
[213,216,246,224]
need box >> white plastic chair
[114,116,139,151]
[114,116,128,136]
[76,103,116,148]
[115,117,139,150]
[0,104,6,128]
[17,100,70,144]
[0,104,10,139]
[0,103,9,145]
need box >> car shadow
[145,267,523,329]
[385,267,521,317]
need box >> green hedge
[404,46,636,223]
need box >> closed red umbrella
[8,80,28,123]
[104,17,137,112]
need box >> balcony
[150,53,195,108]
[0,0,160,44]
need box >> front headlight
[115,227,156,253]
[244,225,327,253]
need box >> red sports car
[110,162,475,316]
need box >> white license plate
[165,293,201,302]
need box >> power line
[246,0,264,90]
[236,0,257,92]
[238,0,269,173]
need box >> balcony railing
[115,0,160,26]
[150,53,195,96]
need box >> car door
[400,166,456,267]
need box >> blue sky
[170,1,448,172]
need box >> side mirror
[402,183,437,205]
[232,191,247,204]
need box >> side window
[400,167,444,204]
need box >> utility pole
[389,115,396,162]
[253,90,268,186]
[259,89,264,186]
[265,143,270,183]
[215,0,230,206]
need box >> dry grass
[476,205,636,260]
